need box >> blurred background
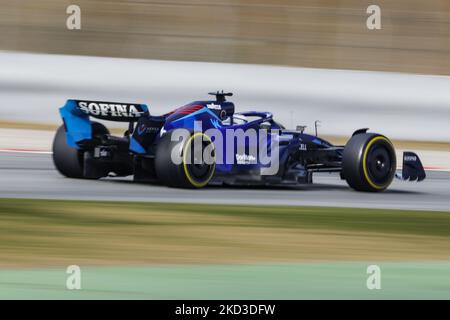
[1,0,450,142]
[1,0,450,74]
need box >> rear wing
[59,99,149,148]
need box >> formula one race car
[53,91,426,192]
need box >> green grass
[1,198,450,237]
[0,198,450,267]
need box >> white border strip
[424,167,450,172]
[0,148,52,155]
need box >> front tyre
[155,131,216,188]
[342,133,396,192]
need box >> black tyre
[155,131,216,188]
[342,133,396,192]
[52,122,109,179]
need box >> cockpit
[221,113,248,126]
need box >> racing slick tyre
[52,122,109,179]
[155,131,216,188]
[342,133,396,192]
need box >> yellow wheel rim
[362,136,394,190]
[182,132,216,188]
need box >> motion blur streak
[1,0,450,75]
[1,52,450,141]
[1,153,450,211]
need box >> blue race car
[53,91,425,191]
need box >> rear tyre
[342,133,396,192]
[52,122,109,179]
[155,131,216,188]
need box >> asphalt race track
[1,152,449,211]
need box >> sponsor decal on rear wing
[73,100,149,122]
[59,99,149,148]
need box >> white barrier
[0,51,449,141]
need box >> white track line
[423,167,450,172]
[0,148,52,155]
